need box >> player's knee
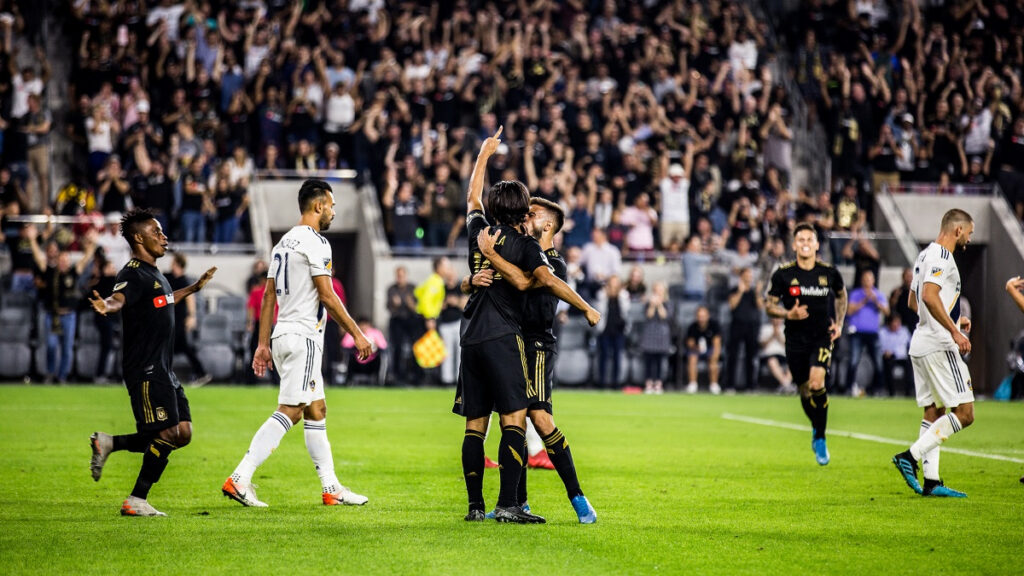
[176,429,192,448]
[529,411,554,436]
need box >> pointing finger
[494,125,503,139]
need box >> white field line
[721,412,1024,464]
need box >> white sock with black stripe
[910,413,962,462]
[919,420,941,481]
[304,419,341,493]
[232,411,293,485]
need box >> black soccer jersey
[766,260,846,346]
[461,210,551,346]
[461,209,491,322]
[522,248,567,346]
[113,258,180,388]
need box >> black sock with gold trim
[517,463,528,507]
[810,388,829,440]
[497,425,526,508]
[131,438,175,499]
[800,395,815,427]
[461,429,486,512]
[113,433,151,453]
[542,428,583,498]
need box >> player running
[892,209,976,497]
[88,208,217,516]
[223,179,373,507]
[765,222,847,465]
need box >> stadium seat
[197,313,236,380]
[0,308,32,378]
[75,344,100,380]
[555,348,592,386]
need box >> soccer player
[475,197,598,523]
[1008,275,1024,485]
[765,222,847,465]
[223,179,374,507]
[88,208,217,516]
[454,127,599,524]
[892,209,976,497]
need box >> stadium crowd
[0,0,1021,391]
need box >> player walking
[223,179,373,507]
[766,223,847,465]
[88,209,217,516]
[892,209,975,497]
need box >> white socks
[233,411,292,485]
[919,420,941,481]
[304,419,341,493]
[525,419,544,457]
[910,413,962,462]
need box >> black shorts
[453,334,532,419]
[127,379,190,433]
[786,341,833,386]
[526,340,556,414]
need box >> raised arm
[467,125,502,213]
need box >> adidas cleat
[90,432,113,481]
[494,505,545,524]
[120,496,166,517]
[570,495,597,524]
[486,503,529,519]
[923,481,967,498]
[892,451,923,494]
[812,438,830,466]
[222,477,268,507]
[323,486,368,506]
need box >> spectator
[685,305,723,395]
[382,168,428,251]
[888,267,918,334]
[167,253,210,386]
[438,261,466,387]
[95,212,131,270]
[624,265,647,302]
[342,318,389,382]
[759,316,795,394]
[639,281,673,395]
[85,251,117,383]
[657,146,693,253]
[841,230,881,288]
[868,123,901,194]
[595,275,629,389]
[98,156,131,214]
[245,272,279,386]
[180,155,212,243]
[879,314,912,397]
[27,225,97,382]
[422,164,464,249]
[681,235,713,301]
[725,267,764,392]
[844,270,889,397]
[386,265,418,386]
[415,257,450,326]
[580,227,622,288]
[21,94,51,212]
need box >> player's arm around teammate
[476,227,601,326]
[1006,276,1024,313]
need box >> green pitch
[2,385,1022,575]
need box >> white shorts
[911,350,975,409]
[272,333,325,406]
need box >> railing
[887,182,999,196]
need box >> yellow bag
[413,329,447,369]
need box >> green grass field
[1,384,1022,575]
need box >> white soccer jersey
[267,225,333,346]
[909,242,962,357]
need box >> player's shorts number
[817,347,831,363]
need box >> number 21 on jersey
[273,252,290,295]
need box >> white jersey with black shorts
[268,225,333,406]
[909,242,974,408]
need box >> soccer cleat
[323,486,368,506]
[528,451,555,470]
[464,509,487,521]
[812,438,830,465]
[570,495,597,524]
[486,502,529,520]
[493,505,546,524]
[120,496,167,517]
[685,382,698,394]
[923,481,967,498]
[90,432,113,481]
[484,456,499,469]
[709,382,722,395]
[222,477,269,507]
[189,374,213,388]
[892,451,923,494]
